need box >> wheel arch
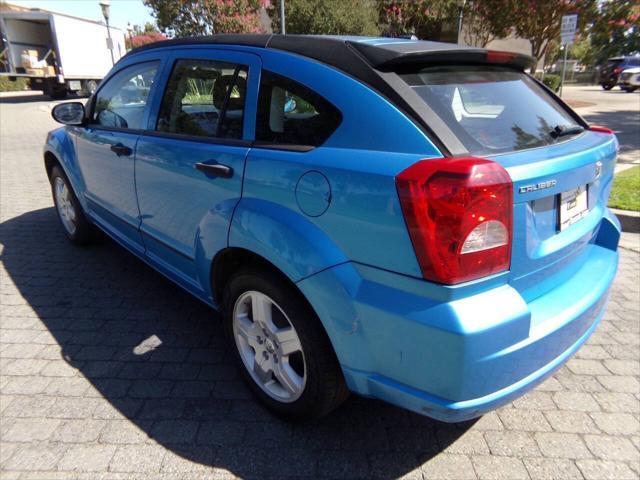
[43,129,87,208]
[211,246,346,371]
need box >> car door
[75,60,161,254]
[135,49,260,291]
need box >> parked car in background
[599,55,640,90]
[618,67,640,92]
[0,9,125,98]
[45,35,620,422]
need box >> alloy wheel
[54,176,77,235]
[232,290,307,402]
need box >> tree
[462,0,513,47]
[132,22,161,36]
[378,0,457,41]
[510,0,597,72]
[270,0,379,36]
[128,31,168,49]
[588,0,640,66]
[126,22,167,49]
[144,0,269,37]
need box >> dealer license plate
[559,185,589,231]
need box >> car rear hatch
[374,49,618,298]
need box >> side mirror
[51,102,85,126]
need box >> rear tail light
[613,67,623,75]
[396,157,513,285]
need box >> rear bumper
[297,212,620,422]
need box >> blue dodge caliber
[45,35,620,421]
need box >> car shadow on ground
[0,207,473,479]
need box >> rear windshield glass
[400,66,582,155]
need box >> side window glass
[93,62,158,129]
[256,71,342,147]
[156,59,247,140]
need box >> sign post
[559,13,578,97]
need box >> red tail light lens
[614,67,623,75]
[396,157,513,285]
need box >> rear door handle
[195,162,233,179]
[110,143,132,156]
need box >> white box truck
[0,9,126,99]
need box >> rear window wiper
[550,124,585,138]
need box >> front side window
[156,59,247,140]
[256,71,342,147]
[92,62,158,129]
[400,66,582,155]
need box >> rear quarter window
[400,66,582,155]
[255,71,342,147]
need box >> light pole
[279,0,285,35]
[126,22,134,51]
[99,1,115,65]
[456,0,466,44]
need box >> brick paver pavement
[1,92,639,479]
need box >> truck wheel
[49,88,68,100]
[222,268,349,421]
[81,80,98,96]
[601,82,615,91]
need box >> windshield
[400,66,582,155]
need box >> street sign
[559,14,578,98]
[561,13,578,46]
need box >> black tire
[81,79,98,97]
[50,166,97,245]
[623,86,638,92]
[49,88,68,100]
[601,82,615,91]
[222,268,349,421]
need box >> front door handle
[110,143,132,156]
[195,162,233,179]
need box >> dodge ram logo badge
[519,180,557,194]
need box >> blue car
[45,35,620,422]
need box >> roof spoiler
[348,41,535,72]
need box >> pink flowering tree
[378,0,457,40]
[588,0,640,66]
[144,0,271,37]
[510,0,597,72]
[127,31,168,49]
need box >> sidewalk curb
[612,208,640,233]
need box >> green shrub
[541,74,561,92]
[0,76,29,92]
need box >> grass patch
[609,165,640,211]
[0,76,29,92]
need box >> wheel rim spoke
[236,315,260,349]
[253,356,272,384]
[273,361,302,396]
[250,292,272,328]
[275,327,301,356]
